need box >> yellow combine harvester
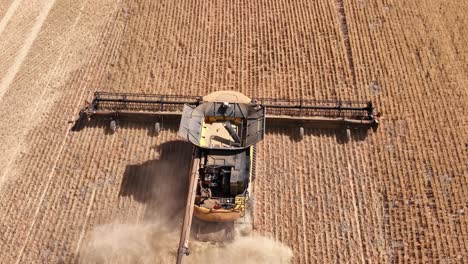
[73,90,379,264]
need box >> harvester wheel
[110,120,117,133]
[154,122,161,134]
[299,127,304,139]
[346,128,351,141]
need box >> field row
[0,0,466,263]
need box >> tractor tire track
[0,0,58,101]
[0,0,22,35]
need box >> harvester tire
[110,120,117,133]
[346,128,351,141]
[155,122,161,134]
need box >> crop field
[0,0,466,263]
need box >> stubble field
[0,0,466,263]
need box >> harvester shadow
[265,126,369,144]
[72,115,370,143]
[119,140,237,242]
[119,140,193,230]
[71,117,180,136]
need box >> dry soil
[0,0,466,263]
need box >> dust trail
[79,142,292,263]
[78,221,293,264]
[189,235,293,264]
[0,0,24,36]
[78,222,178,264]
[0,0,58,102]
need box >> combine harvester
[73,91,379,264]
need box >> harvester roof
[177,96,265,150]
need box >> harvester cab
[178,91,265,149]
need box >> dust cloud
[189,234,293,264]
[78,221,292,264]
[79,141,292,263]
